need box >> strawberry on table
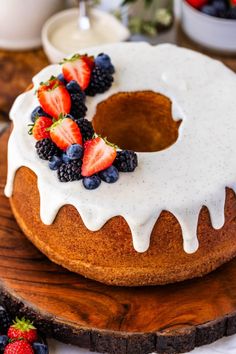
[37,77,71,118]
[82,137,117,177]
[50,117,83,150]
[29,116,52,141]
[7,317,37,343]
[186,0,208,8]
[62,54,94,90]
[4,340,34,354]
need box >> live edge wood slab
[1,128,236,354]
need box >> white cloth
[48,334,236,353]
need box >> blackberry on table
[74,118,94,141]
[85,65,113,96]
[0,306,11,334]
[114,150,138,172]
[58,159,82,182]
[35,138,60,160]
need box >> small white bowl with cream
[42,7,130,63]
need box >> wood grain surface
[1,128,236,354]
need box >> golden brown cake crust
[10,165,236,286]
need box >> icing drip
[4,43,236,254]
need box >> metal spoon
[77,0,91,31]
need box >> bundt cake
[4,42,236,286]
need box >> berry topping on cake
[73,117,94,141]
[66,144,83,160]
[62,54,94,90]
[29,116,52,141]
[31,106,50,122]
[95,53,115,74]
[66,81,87,118]
[7,317,37,343]
[82,137,117,177]
[28,51,137,189]
[4,340,34,354]
[99,166,119,183]
[83,175,101,190]
[114,150,138,172]
[35,138,60,160]
[50,117,83,150]
[37,77,71,118]
[49,155,63,170]
[85,65,114,96]
[58,159,82,182]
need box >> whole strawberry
[7,317,37,343]
[4,340,33,354]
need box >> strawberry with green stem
[50,116,83,150]
[7,317,37,343]
[37,77,71,118]
[61,54,94,90]
[82,137,117,177]
[28,116,52,141]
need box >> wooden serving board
[1,128,236,354]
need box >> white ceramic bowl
[181,0,236,53]
[42,8,130,63]
[0,0,64,50]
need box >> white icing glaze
[4,43,236,254]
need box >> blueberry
[66,80,84,96]
[201,5,218,16]
[31,106,50,122]
[95,53,115,74]
[49,155,62,170]
[57,73,67,85]
[99,166,119,184]
[212,0,227,15]
[62,153,71,164]
[0,335,8,351]
[66,144,83,160]
[33,342,49,354]
[83,175,101,190]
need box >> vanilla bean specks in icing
[5,43,236,254]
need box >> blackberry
[85,65,113,96]
[58,159,82,182]
[0,306,11,334]
[66,81,87,119]
[70,93,87,118]
[35,139,60,160]
[74,118,94,141]
[114,150,138,172]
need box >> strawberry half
[37,77,71,118]
[50,117,82,150]
[82,137,117,177]
[7,317,38,343]
[29,116,52,140]
[62,54,94,90]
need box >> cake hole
[92,91,181,153]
